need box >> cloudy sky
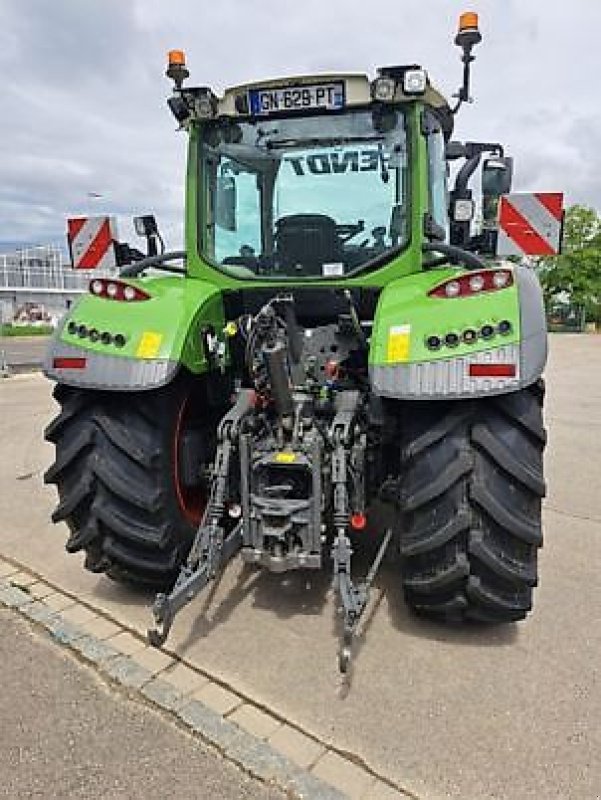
[1,0,600,251]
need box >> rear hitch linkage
[148,386,391,671]
[148,390,255,647]
[329,397,392,673]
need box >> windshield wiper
[264,135,385,149]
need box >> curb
[0,559,411,800]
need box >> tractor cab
[169,66,455,285]
[186,71,447,282]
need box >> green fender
[44,275,225,390]
[368,265,546,399]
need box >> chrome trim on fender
[370,344,521,399]
[43,341,179,391]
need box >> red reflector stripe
[499,199,555,256]
[52,357,87,369]
[67,217,86,242]
[77,218,113,269]
[469,363,516,378]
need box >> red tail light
[429,270,513,299]
[89,278,150,302]
[52,357,87,369]
[350,512,367,531]
[469,363,516,378]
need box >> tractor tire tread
[397,384,545,623]
[45,380,212,588]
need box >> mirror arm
[453,153,482,198]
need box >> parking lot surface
[1,334,599,799]
[0,608,285,800]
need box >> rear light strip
[429,269,513,299]
[89,278,150,302]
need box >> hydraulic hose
[120,250,186,277]
[422,242,487,272]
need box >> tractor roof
[215,72,453,137]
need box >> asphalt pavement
[0,607,285,800]
[0,334,600,800]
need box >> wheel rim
[173,393,207,525]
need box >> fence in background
[0,245,117,324]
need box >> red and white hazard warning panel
[67,216,118,270]
[496,193,564,257]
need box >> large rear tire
[397,384,546,622]
[44,376,225,588]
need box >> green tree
[536,204,601,325]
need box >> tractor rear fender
[369,264,547,399]
[44,276,225,390]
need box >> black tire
[396,384,546,623]
[44,376,224,588]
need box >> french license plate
[248,82,345,116]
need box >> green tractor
[44,13,554,671]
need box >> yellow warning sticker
[275,452,296,464]
[386,324,411,363]
[136,331,163,359]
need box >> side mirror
[216,177,237,231]
[482,156,514,198]
[133,214,161,257]
[133,214,159,238]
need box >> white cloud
[1,0,599,249]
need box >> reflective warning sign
[497,193,564,257]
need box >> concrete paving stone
[0,583,33,608]
[312,751,376,800]
[225,733,309,792]
[179,700,336,797]
[162,662,210,695]
[0,561,19,578]
[267,724,326,770]
[69,634,121,667]
[9,571,38,588]
[105,630,147,656]
[26,581,55,600]
[131,646,175,676]
[19,600,59,627]
[192,680,242,715]
[141,678,187,712]
[229,703,283,740]
[59,603,99,626]
[104,655,153,689]
[46,617,87,645]
[178,698,249,751]
[43,592,77,612]
[80,615,122,641]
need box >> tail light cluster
[428,269,513,299]
[89,278,150,302]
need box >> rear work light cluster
[425,320,513,351]
[428,269,513,299]
[66,320,127,348]
[89,278,150,302]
